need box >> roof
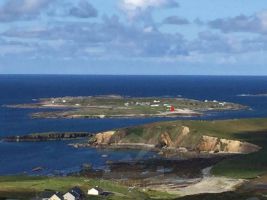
[69,187,84,198]
[40,190,56,198]
[89,187,103,193]
[50,192,64,200]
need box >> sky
[0,0,267,75]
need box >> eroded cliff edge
[79,123,260,155]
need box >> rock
[32,166,44,172]
[159,132,173,147]
[94,131,116,145]
[197,136,220,152]
[174,126,190,146]
[197,135,260,154]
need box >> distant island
[238,93,267,97]
[6,95,247,119]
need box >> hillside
[87,118,267,178]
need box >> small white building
[87,187,103,196]
[49,193,63,200]
[63,192,76,200]
[63,187,83,200]
[150,104,159,107]
[153,100,160,103]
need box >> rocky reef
[2,132,92,142]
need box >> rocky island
[6,95,247,119]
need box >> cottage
[87,187,103,196]
[63,187,84,200]
[49,192,63,200]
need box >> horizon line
[1,73,267,77]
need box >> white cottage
[49,193,63,200]
[63,192,75,200]
[87,187,103,196]
[63,187,84,200]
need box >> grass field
[0,176,176,200]
[10,96,245,119]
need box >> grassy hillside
[111,118,267,178]
[0,176,176,200]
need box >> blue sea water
[1,75,267,175]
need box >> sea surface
[1,75,267,175]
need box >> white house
[63,192,74,200]
[63,187,84,200]
[49,193,63,200]
[87,187,103,196]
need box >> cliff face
[197,136,260,153]
[93,131,115,144]
[91,126,260,154]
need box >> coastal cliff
[87,123,260,154]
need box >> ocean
[1,75,267,175]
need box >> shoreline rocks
[2,132,92,142]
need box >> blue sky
[0,0,267,75]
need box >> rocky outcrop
[197,135,261,153]
[90,125,260,155]
[91,131,116,145]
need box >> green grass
[0,176,174,200]
[114,118,267,179]
[175,191,267,200]
[3,118,267,199]
[28,96,245,119]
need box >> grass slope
[0,176,175,200]
[115,118,267,178]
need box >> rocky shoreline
[76,127,261,155]
[2,132,92,142]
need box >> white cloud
[120,0,178,19]
[257,10,267,30]
[0,0,52,22]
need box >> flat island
[7,95,247,119]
